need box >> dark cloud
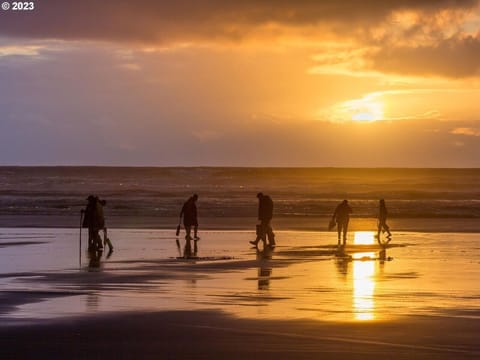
[368,35,480,78]
[0,0,477,44]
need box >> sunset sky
[1,1,480,166]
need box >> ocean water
[0,228,479,322]
[0,167,479,228]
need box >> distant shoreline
[0,216,479,232]
[0,165,479,169]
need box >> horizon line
[0,165,479,170]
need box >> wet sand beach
[2,215,480,232]
[1,310,479,359]
[0,228,479,359]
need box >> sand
[1,215,480,232]
[1,310,479,359]
[0,228,479,359]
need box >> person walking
[331,200,352,246]
[82,195,106,251]
[179,194,199,252]
[250,192,275,248]
[377,199,392,243]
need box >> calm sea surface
[0,167,479,227]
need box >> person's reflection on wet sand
[86,292,100,311]
[335,246,392,278]
[88,248,103,271]
[257,266,272,290]
[183,239,199,258]
[379,248,387,262]
[256,245,274,290]
[335,256,350,277]
[334,244,351,277]
[378,246,393,265]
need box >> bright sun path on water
[353,231,376,245]
[352,231,376,321]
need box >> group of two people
[331,199,392,245]
[179,192,276,249]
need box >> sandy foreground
[0,227,479,359]
[1,310,479,359]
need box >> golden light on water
[353,259,375,320]
[353,231,376,245]
[352,231,376,320]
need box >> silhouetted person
[332,200,352,245]
[250,193,275,248]
[377,199,392,243]
[180,194,199,253]
[82,195,106,251]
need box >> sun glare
[353,231,375,245]
[330,95,385,122]
[351,100,384,122]
[353,259,376,320]
[352,232,377,320]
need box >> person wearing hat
[250,192,276,248]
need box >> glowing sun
[330,95,386,122]
[351,99,384,122]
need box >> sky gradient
[1,0,480,166]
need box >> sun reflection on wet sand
[353,259,375,320]
[352,231,376,321]
[353,231,376,245]
[2,229,480,324]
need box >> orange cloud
[0,45,43,57]
[451,127,480,136]
[366,35,480,78]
